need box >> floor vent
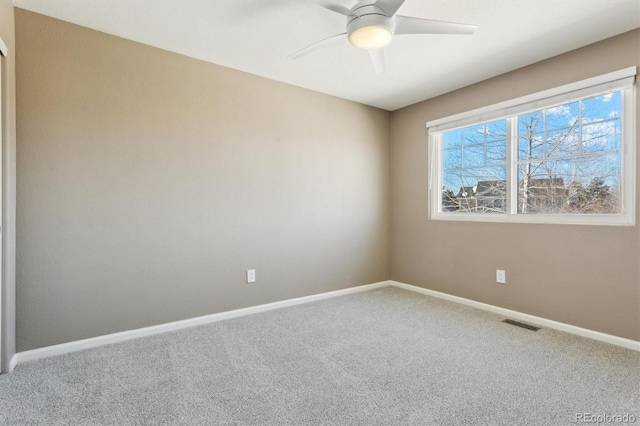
[502,319,540,331]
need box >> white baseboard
[14,278,638,366]
[0,35,8,57]
[8,354,17,372]
[16,281,391,365]
[390,280,640,352]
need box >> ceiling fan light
[348,25,392,50]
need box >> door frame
[0,35,7,372]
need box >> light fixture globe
[346,8,395,50]
[349,24,393,50]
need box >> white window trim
[427,68,637,226]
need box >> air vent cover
[502,319,540,331]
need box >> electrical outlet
[496,269,506,284]
[247,269,256,283]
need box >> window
[428,68,636,225]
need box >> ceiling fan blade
[319,3,354,17]
[288,33,348,60]
[395,15,478,35]
[375,0,407,17]
[368,49,386,74]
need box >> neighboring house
[520,178,566,213]
[447,178,567,213]
[449,180,508,213]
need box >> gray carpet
[0,286,638,425]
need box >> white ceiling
[12,0,640,111]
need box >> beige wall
[13,7,640,354]
[390,29,640,341]
[15,10,390,351]
[1,0,17,372]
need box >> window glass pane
[582,121,620,153]
[443,129,463,149]
[517,153,621,214]
[582,92,621,124]
[519,111,544,136]
[440,120,508,214]
[516,91,623,215]
[572,154,621,214]
[486,141,507,165]
[546,128,580,158]
[545,101,579,132]
[574,153,621,189]
[518,135,543,160]
[463,144,485,168]
[463,124,486,145]
[441,166,507,214]
[442,148,462,171]
[442,171,464,193]
[517,163,567,214]
[486,119,507,141]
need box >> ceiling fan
[289,0,478,74]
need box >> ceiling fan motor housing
[347,2,396,49]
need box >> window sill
[430,212,635,226]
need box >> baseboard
[16,280,391,365]
[0,35,7,57]
[15,279,638,366]
[8,354,17,372]
[390,280,640,352]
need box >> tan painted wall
[1,0,17,372]
[14,7,639,353]
[390,29,640,341]
[15,10,390,351]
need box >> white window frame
[427,67,637,226]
